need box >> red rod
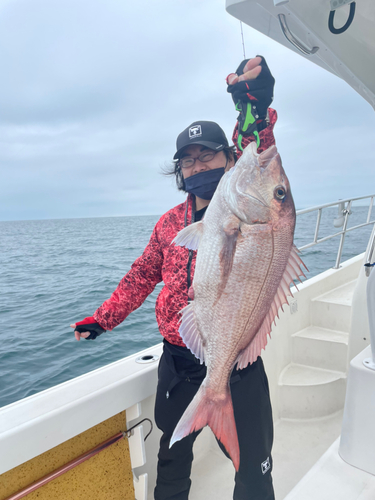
[4,432,125,500]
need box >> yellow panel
[0,411,135,500]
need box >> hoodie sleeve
[93,221,163,331]
[233,108,277,158]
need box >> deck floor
[190,411,343,500]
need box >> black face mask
[184,168,226,201]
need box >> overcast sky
[1,0,374,221]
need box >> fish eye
[274,186,286,200]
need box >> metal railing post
[334,200,353,269]
[363,268,375,370]
[363,224,375,370]
[314,209,322,243]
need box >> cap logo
[189,125,202,139]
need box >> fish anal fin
[170,384,240,471]
[173,221,204,250]
[179,303,205,364]
[236,245,307,370]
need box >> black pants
[154,340,274,500]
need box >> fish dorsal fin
[179,303,206,364]
[236,245,307,369]
[173,221,204,251]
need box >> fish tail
[169,384,240,471]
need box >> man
[71,56,276,500]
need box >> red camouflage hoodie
[93,110,277,346]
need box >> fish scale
[170,142,306,471]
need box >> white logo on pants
[261,457,271,475]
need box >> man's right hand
[227,56,275,122]
[70,316,106,341]
[226,56,263,86]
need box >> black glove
[227,56,275,122]
[74,316,106,340]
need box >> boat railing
[296,194,375,269]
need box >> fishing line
[240,21,246,60]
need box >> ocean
[0,204,373,408]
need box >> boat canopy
[226,0,375,109]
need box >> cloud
[0,0,374,221]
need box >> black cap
[173,121,229,160]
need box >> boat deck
[190,412,343,500]
[190,408,375,500]
[285,439,375,500]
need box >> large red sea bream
[170,142,306,470]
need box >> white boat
[226,0,375,110]
[1,2,375,499]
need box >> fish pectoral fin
[220,217,241,277]
[215,218,241,302]
[173,221,204,250]
[236,245,308,370]
[179,303,205,364]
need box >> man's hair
[163,146,237,192]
